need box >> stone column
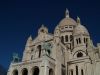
[19,68,22,75]
[78,65,81,75]
[39,57,49,75]
[66,63,68,75]
[28,67,32,75]
[74,65,76,75]
[55,61,61,75]
[39,65,49,75]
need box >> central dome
[59,17,77,27]
[59,9,77,27]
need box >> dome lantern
[77,16,81,25]
[65,8,69,18]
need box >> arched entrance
[22,68,28,75]
[32,66,39,75]
[12,69,18,75]
[37,45,41,58]
[49,69,54,75]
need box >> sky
[0,0,100,69]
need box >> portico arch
[12,69,18,75]
[32,66,39,75]
[49,69,54,75]
[22,68,28,75]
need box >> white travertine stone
[7,9,100,75]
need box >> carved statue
[42,41,53,55]
[12,53,20,63]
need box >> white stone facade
[7,9,100,75]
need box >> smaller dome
[54,26,60,36]
[73,24,89,35]
[55,25,59,30]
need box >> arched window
[81,69,84,75]
[49,69,54,75]
[31,55,33,60]
[76,39,78,44]
[40,29,45,33]
[13,69,18,75]
[65,35,68,42]
[76,38,81,44]
[22,68,28,75]
[79,38,81,44]
[77,52,83,58]
[37,45,41,58]
[86,38,88,43]
[31,49,34,52]
[71,70,73,75]
[84,38,88,44]
[61,65,66,75]
[76,66,78,75]
[70,35,73,42]
[32,66,39,75]
[62,68,65,75]
[61,36,64,44]
[84,38,85,43]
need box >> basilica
[7,9,100,75]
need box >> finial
[77,16,81,24]
[26,35,32,47]
[28,35,32,41]
[65,8,69,18]
[41,24,45,28]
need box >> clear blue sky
[0,0,100,69]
